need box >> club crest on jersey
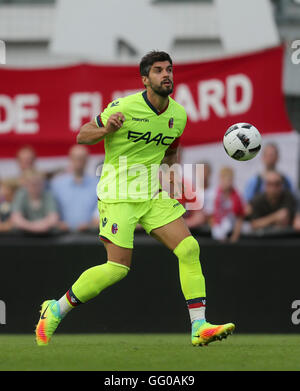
[111,223,118,234]
[168,117,174,128]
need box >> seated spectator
[159,156,204,229]
[16,145,65,187]
[244,143,293,203]
[11,170,59,234]
[293,210,300,232]
[175,175,205,229]
[16,145,37,187]
[177,162,215,229]
[50,145,99,232]
[196,161,215,225]
[248,170,297,232]
[0,178,18,232]
[211,167,244,242]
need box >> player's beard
[149,79,174,97]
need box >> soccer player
[35,51,235,347]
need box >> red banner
[0,46,292,157]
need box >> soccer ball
[223,123,262,161]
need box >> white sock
[189,306,206,323]
[58,295,74,318]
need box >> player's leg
[35,201,135,346]
[150,216,207,324]
[151,217,235,346]
[35,243,131,346]
[142,194,235,346]
[61,242,131,309]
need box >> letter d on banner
[0,40,6,64]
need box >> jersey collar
[142,90,169,116]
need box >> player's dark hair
[139,51,173,77]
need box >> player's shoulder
[169,97,187,119]
[107,91,142,109]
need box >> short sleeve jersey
[95,91,187,202]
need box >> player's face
[145,61,174,97]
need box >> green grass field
[0,334,300,371]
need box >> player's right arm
[77,112,125,145]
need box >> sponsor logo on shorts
[111,223,118,234]
[102,217,108,227]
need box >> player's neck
[146,89,169,113]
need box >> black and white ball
[223,123,262,161]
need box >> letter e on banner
[15,94,40,134]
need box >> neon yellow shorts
[98,191,186,249]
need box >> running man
[35,51,235,347]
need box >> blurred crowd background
[1,0,300,242]
[1,141,300,242]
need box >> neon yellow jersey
[95,90,187,202]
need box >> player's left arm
[161,136,181,167]
[161,109,187,193]
[160,138,181,198]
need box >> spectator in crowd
[211,167,244,242]
[199,162,214,224]
[292,194,300,231]
[11,170,59,233]
[50,145,99,232]
[177,161,215,229]
[174,174,204,229]
[159,151,206,229]
[293,203,300,232]
[0,178,18,232]
[248,170,297,232]
[17,145,36,172]
[16,144,65,187]
[244,143,293,203]
[16,145,37,186]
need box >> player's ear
[142,75,149,88]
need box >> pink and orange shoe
[35,300,62,346]
[192,320,235,346]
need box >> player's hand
[106,112,125,134]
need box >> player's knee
[107,261,130,282]
[173,236,200,262]
[86,262,129,298]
